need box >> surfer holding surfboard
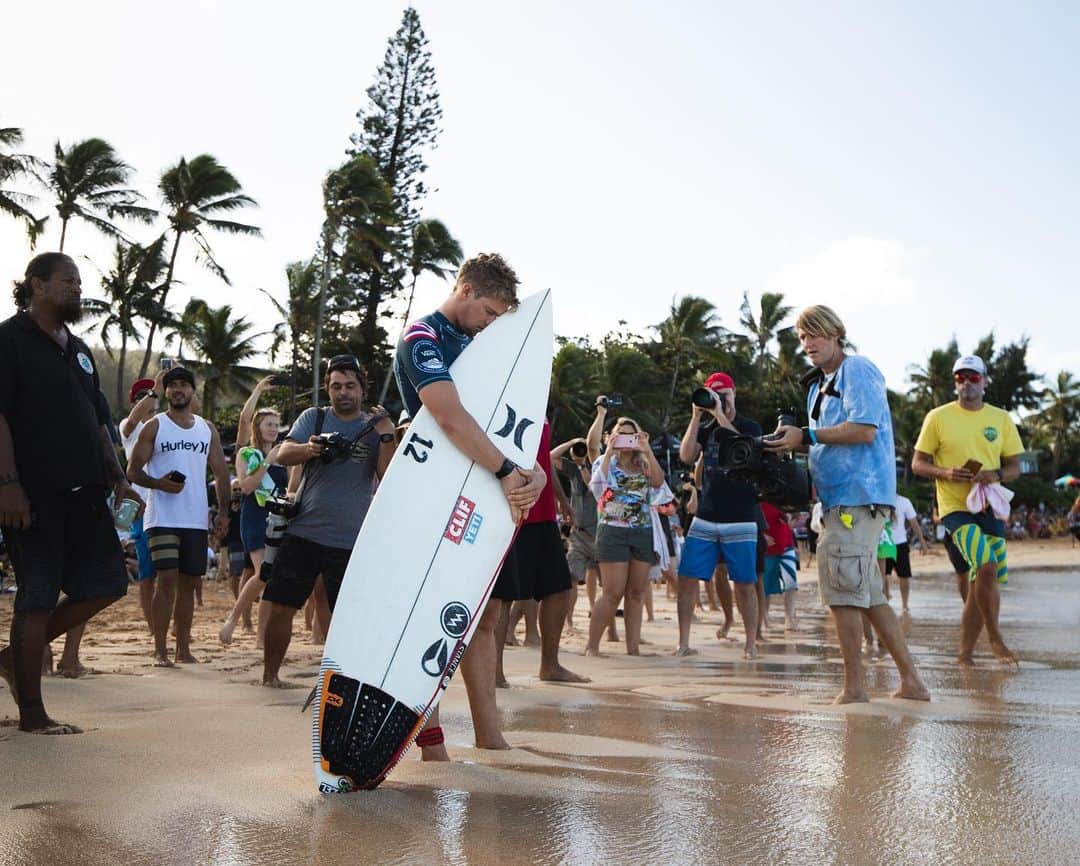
[393,253,547,759]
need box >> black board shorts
[510,520,574,602]
[147,527,209,576]
[8,485,127,612]
[261,532,350,611]
[885,541,912,577]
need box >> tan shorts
[817,506,888,609]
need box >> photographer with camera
[550,436,603,636]
[259,356,396,687]
[676,372,764,659]
[766,305,928,704]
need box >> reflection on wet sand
[1,569,1078,865]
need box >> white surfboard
[312,289,552,793]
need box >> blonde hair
[456,253,519,310]
[250,407,281,450]
[796,305,847,341]
[608,416,648,470]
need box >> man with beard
[260,356,397,687]
[0,252,144,732]
[127,367,230,666]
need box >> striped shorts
[942,511,1008,585]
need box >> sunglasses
[327,354,362,374]
[954,371,983,384]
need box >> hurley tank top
[144,412,212,530]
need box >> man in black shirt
[676,372,763,659]
[0,252,143,733]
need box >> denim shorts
[595,524,654,564]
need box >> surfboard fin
[300,686,317,714]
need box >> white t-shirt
[891,494,918,544]
[121,417,150,503]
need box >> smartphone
[611,434,638,449]
[167,470,187,483]
[963,459,983,475]
[160,357,174,371]
[268,374,291,387]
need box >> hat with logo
[128,377,156,404]
[162,366,196,388]
[704,372,735,391]
[952,355,987,376]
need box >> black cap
[163,366,196,388]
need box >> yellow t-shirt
[914,402,1024,517]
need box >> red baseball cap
[704,372,735,391]
[129,378,155,404]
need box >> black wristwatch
[378,432,395,444]
[494,458,517,479]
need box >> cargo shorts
[817,505,888,609]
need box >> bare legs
[832,604,930,703]
[957,562,1016,665]
[586,559,649,655]
[151,569,200,665]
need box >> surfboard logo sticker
[440,602,471,638]
[493,403,535,450]
[443,496,477,544]
[421,638,449,676]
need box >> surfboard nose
[319,673,422,789]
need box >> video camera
[715,408,810,511]
[312,431,354,463]
[597,394,623,409]
[265,494,300,520]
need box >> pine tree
[345,6,443,371]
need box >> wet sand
[2,538,1079,865]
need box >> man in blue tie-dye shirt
[767,305,929,706]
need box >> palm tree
[376,218,462,402]
[0,126,45,244]
[1030,371,1080,479]
[262,259,321,419]
[38,138,156,251]
[85,238,169,409]
[177,302,267,420]
[138,155,261,377]
[907,340,960,410]
[653,296,724,428]
[739,291,793,374]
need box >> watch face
[379,433,395,443]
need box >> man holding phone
[127,367,231,666]
[912,355,1023,666]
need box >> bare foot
[539,665,590,683]
[716,623,733,641]
[421,743,450,762]
[833,689,869,704]
[504,634,519,647]
[175,652,200,664]
[893,683,931,701]
[262,677,303,688]
[956,653,976,667]
[219,620,237,646]
[24,718,84,734]
[475,735,511,750]
[990,640,1019,668]
[495,674,510,689]
[743,645,758,660]
[674,646,698,657]
[56,662,89,679]
[153,654,175,668]
[584,647,606,658]
[626,648,640,656]
[756,632,770,645]
[523,636,541,648]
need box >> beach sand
[2,537,1079,865]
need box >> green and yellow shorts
[941,511,1008,585]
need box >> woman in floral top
[585,416,665,656]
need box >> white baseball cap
[952,355,987,375]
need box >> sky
[3,0,1078,399]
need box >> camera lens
[571,442,588,458]
[691,387,716,409]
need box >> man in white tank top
[127,367,230,666]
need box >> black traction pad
[320,675,421,786]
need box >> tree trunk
[139,231,184,377]
[312,225,333,409]
[377,270,418,405]
[59,218,69,252]
[663,349,682,432]
[116,335,129,413]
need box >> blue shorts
[130,515,154,581]
[679,519,758,584]
[764,548,798,595]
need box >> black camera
[714,409,810,511]
[313,432,353,463]
[678,470,692,484]
[570,441,588,458]
[265,495,300,520]
[598,394,623,409]
[691,387,726,412]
